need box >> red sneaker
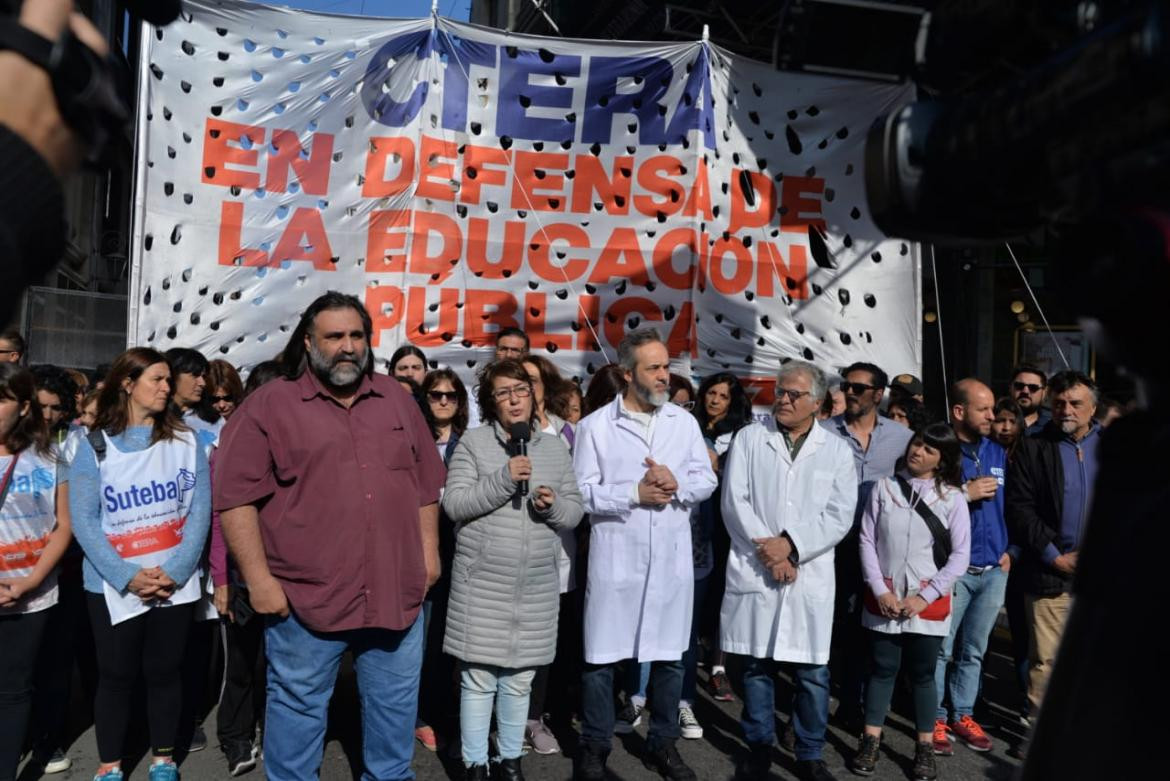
[949,715,992,752]
[414,725,438,752]
[931,719,953,756]
[707,670,735,702]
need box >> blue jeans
[582,659,682,751]
[624,661,651,702]
[264,610,423,781]
[935,567,1009,721]
[459,664,535,765]
[741,658,831,762]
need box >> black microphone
[509,422,531,497]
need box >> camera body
[865,0,1170,244]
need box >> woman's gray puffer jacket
[441,421,584,667]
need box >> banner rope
[1004,241,1070,368]
[929,244,950,417]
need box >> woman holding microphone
[441,360,583,781]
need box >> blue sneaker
[93,770,124,781]
[147,761,179,781]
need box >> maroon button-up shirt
[213,370,445,633]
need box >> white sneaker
[679,706,703,739]
[42,749,72,774]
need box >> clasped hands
[753,535,798,584]
[637,458,677,507]
[127,566,176,603]
[874,591,929,620]
[0,576,38,606]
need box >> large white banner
[130,0,920,400]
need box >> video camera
[864,0,1170,244]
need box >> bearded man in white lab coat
[720,360,858,781]
[572,328,718,781]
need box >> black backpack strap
[893,475,953,571]
[87,429,107,463]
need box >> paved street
[17,637,1024,781]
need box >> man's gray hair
[777,360,828,400]
[617,327,665,371]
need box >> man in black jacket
[1005,370,1101,719]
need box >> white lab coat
[574,395,718,664]
[719,418,858,664]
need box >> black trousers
[528,591,582,722]
[87,594,195,762]
[30,569,98,754]
[215,612,266,746]
[180,615,219,741]
[416,590,457,732]
[0,609,51,781]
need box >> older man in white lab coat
[572,328,717,781]
[720,360,858,781]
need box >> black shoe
[737,742,772,780]
[187,725,208,753]
[223,740,257,777]
[851,734,880,776]
[573,743,609,781]
[642,740,697,781]
[464,764,488,781]
[912,742,938,781]
[794,758,839,781]
[495,757,524,781]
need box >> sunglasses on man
[1013,381,1043,393]
[841,382,880,395]
[774,388,813,403]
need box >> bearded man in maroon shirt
[215,291,446,781]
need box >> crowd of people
[0,302,1119,781]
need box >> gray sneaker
[614,699,643,734]
[524,716,561,755]
[678,706,703,740]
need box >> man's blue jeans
[935,566,1009,721]
[740,657,831,762]
[581,659,682,751]
[264,610,423,781]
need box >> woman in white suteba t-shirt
[0,364,72,781]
